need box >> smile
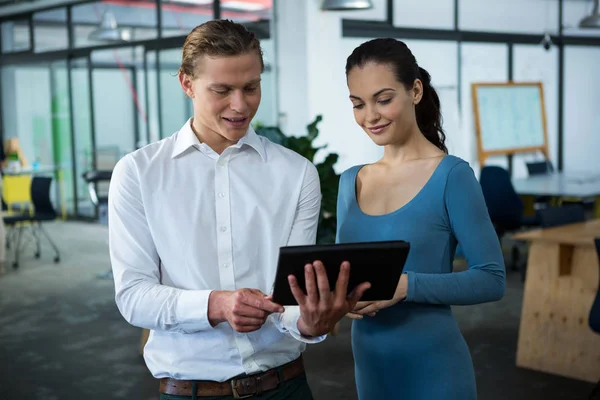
[223,117,248,127]
[368,122,391,134]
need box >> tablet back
[271,240,410,306]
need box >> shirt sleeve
[272,160,326,343]
[404,161,506,305]
[109,155,214,334]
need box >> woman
[337,38,506,399]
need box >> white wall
[564,45,600,173]
[275,0,600,176]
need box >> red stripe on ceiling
[101,0,269,20]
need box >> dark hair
[179,19,264,79]
[345,38,447,153]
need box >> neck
[190,117,238,155]
[381,126,434,164]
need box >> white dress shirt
[108,119,324,381]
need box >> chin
[366,132,394,147]
[221,125,250,141]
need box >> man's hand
[208,289,284,333]
[289,261,370,337]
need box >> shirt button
[223,263,230,268]
[218,192,226,198]
[220,226,227,232]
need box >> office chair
[479,166,539,275]
[29,176,60,264]
[82,170,112,206]
[2,176,60,268]
[526,160,554,208]
[526,160,554,176]
[538,204,586,228]
[589,238,600,400]
[82,170,112,279]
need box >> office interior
[0,0,599,399]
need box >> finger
[347,281,371,308]
[232,315,266,326]
[355,303,379,315]
[346,312,363,320]
[288,274,307,306]
[233,324,264,333]
[242,292,284,314]
[313,261,331,301]
[367,312,376,317]
[233,303,269,319]
[304,263,318,303]
[352,301,374,312]
[334,261,351,302]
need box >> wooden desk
[513,219,600,382]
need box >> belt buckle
[230,377,256,399]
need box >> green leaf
[255,115,340,244]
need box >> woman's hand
[346,273,408,319]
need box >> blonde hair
[179,19,264,79]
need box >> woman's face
[347,62,422,147]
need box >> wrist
[208,290,229,326]
[395,273,408,301]
[296,316,314,338]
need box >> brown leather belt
[159,356,305,398]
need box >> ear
[179,72,195,99]
[412,79,424,105]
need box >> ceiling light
[321,0,373,11]
[579,0,600,28]
[88,11,131,42]
[222,1,267,12]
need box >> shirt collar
[171,118,266,161]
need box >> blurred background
[0,0,599,399]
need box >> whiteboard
[474,84,546,152]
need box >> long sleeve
[273,160,326,343]
[109,155,214,333]
[405,162,506,305]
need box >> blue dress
[336,155,506,400]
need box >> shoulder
[340,164,364,182]
[129,134,178,167]
[259,136,315,172]
[337,165,364,194]
[441,155,476,181]
[114,134,179,179]
[441,155,483,201]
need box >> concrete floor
[0,221,596,400]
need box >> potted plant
[255,115,340,244]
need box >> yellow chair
[2,174,32,215]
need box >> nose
[230,90,248,114]
[366,105,380,125]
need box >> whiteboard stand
[472,82,550,175]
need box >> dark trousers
[159,374,314,400]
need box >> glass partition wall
[0,0,275,219]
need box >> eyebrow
[209,79,261,89]
[349,88,395,101]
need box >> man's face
[180,51,262,146]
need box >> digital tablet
[271,240,410,306]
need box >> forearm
[114,274,214,333]
[405,264,505,305]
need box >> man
[108,19,369,399]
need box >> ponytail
[415,67,447,153]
